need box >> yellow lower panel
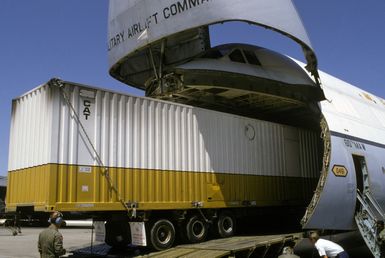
[6,164,57,212]
[6,164,317,212]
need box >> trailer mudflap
[130,222,147,246]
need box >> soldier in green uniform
[38,211,66,258]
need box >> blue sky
[1,1,385,176]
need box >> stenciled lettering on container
[108,0,212,51]
[83,100,91,120]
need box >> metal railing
[355,189,384,258]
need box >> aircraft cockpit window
[201,50,223,59]
[244,50,261,66]
[229,49,246,63]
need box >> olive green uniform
[38,224,66,258]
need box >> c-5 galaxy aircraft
[106,0,385,255]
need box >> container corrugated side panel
[53,83,320,178]
[7,165,53,210]
[299,130,320,178]
[8,85,53,171]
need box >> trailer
[6,79,321,249]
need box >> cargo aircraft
[107,0,385,254]
[6,0,385,255]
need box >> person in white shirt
[308,231,349,258]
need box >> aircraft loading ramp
[142,234,301,257]
[70,233,301,257]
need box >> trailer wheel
[148,219,176,251]
[105,219,130,248]
[217,211,236,238]
[185,215,208,243]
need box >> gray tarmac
[0,226,94,258]
[0,226,374,258]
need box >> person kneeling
[308,231,349,258]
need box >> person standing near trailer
[38,211,66,258]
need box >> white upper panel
[8,81,318,179]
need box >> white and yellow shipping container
[6,79,320,213]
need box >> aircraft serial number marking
[344,139,366,151]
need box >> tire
[148,219,176,251]
[217,211,236,238]
[105,219,131,248]
[185,215,208,243]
